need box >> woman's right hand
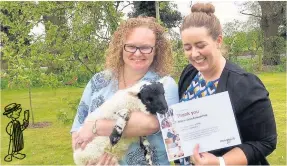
[86,152,118,166]
[72,131,79,151]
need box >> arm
[21,110,30,131]
[71,79,93,149]
[229,73,277,164]
[6,122,13,136]
[222,147,247,165]
[191,73,276,165]
[96,76,179,137]
[96,111,160,137]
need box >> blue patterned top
[71,70,179,165]
[178,72,219,165]
[181,72,219,102]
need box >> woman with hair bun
[176,2,277,165]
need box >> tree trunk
[28,82,35,125]
[259,1,285,65]
[155,1,160,22]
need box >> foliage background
[0,1,286,165]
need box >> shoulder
[178,64,198,83]
[160,76,178,89]
[224,61,266,90]
[232,72,267,96]
[178,64,198,96]
[160,76,179,106]
[224,60,247,76]
[223,62,270,113]
[142,71,161,82]
[145,72,178,94]
[180,64,197,79]
[90,70,113,83]
[89,70,114,93]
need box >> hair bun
[191,3,215,14]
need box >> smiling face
[181,27,222,74]
[123,27,156,73]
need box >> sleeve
[231,73,277,164]
[162,76,179,106]
[70,79,93,133]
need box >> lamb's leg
[140,136,153,165]
[109,108,130,147]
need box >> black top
[178,61,277,165]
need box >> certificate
[157,91,241,161]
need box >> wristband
[92,120,98,136]
[218,157,226,166]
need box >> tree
[0,2,37,71]
[1,2,124,125]
[128,1,182,28]
[34,1,122,83]
[258,1,286,65]
[246,29,264,70]
[239,1,286,65]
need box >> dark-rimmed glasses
[124,44,155,54]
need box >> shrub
[57,97,80,125]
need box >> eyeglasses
[124,44,155,54]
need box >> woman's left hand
[75,120,97,150]
[190,144,220,165]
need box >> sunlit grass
[1,87,83,165]
[258,73,286,165]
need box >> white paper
[157,91,241,161]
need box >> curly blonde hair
[105,17,173,77]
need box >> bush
[232,57,259,73]
[1,78,8,89]
[57,97,80,125]
[276,56,286,72]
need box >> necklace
[122,70,143,89]
[123,70,127,88]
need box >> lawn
[0,72,286,165]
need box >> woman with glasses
[71,16,179,165]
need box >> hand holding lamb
[73,78,169,165]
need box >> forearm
[222,147,247,165]
[96,119,116,136]
[96,111,160,137]
[222,137,276,165]
[123,111,160,137]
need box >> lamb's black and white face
[138,82,168,114]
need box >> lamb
[73,78,169,165]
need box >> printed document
[157,91,241,161]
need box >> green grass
[257,73,286,165]
[1,72,286,165]
[1,87,83,165]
